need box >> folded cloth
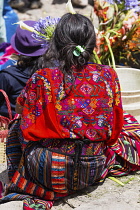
[0,45,18,65]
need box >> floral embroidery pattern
[18,63,122,142]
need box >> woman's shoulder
[87,62,114,71]
[0,65,17,78]
[87,63,117,77]
[29,67,63,86]
[0,65,16,72]
[34,67,62,78]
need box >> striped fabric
[100,112,140,178]
[0,112,140,210]
[6,118,22,181]
[23,140,106,192]
[0,193,53,210]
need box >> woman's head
[48,13,96,74]
[10,20,49,74]
[11,20,48,57]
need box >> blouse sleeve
[19,71,64,141]
[106,68,124,146]
[16,75,34,107]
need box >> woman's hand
[15,103,23,114]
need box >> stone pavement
[15,0,94,21]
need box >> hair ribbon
[73,45,85,56]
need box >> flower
[15,16,61,50]
[14,21,38,33]
[15,0,140,69]
[91,0,140,69]
[32,16,61,41]
[106,0,140,11]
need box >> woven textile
[6,118,22,180]
[0,193,53,210]
[7,140,106,193]
[0,89,13,163]
[25,142,106,192]
[17,63,123,145]
[100,112,140,178]
[1,112,139,210]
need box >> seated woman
[0,20,49,118]
[0,13,140,210]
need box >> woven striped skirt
[0,112,140,210]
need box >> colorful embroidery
[17,63,123,143]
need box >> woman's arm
[15,103,23,114]
[16,85,28,114]
[106,68,124,146]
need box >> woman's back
[18,63,123,145]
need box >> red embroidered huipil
[17,63,123,145]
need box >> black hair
[44,13,96,74]
[13,54,45,76]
